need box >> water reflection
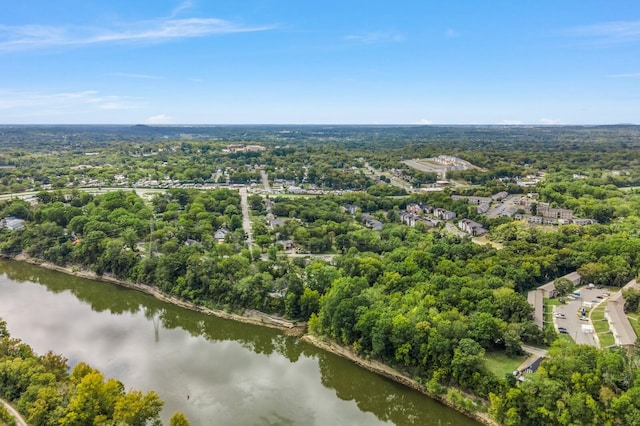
[0,259,477,426]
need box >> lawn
[591,304,609,333]
[484,351,527,377]
[543,299,560,329]
[627,313,640,337]
[599,333,616,348]
[556,334,577,345]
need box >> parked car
[558,327,569,334]
[554,313,566,318]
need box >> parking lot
[552,286,607,347]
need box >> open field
[484,351,527,377]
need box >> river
[0,259,479,426]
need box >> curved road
[0,399,27,426]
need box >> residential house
[343,204,358,215]
[451,195,492,205]
[605,279,638,349]
[214,227,229,241]
[277,240,295,250]
[0,216,25,231]
[362,213,383,231]
[492,191,509,201]
[406,203,423,215]
[433,208,456,221]
[457,219,488,236]
[537,202,573,220]
[572,218,596,226]
[400,211,418,227]
[476,204,490,214]
[400,212,438,228]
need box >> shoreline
[3,253,496,425]
[302,335,496,426]
[6,253,305,335]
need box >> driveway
[552,286,600,346]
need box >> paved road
[239,187,254,250]
[521,344,548,358]
[0,399,28,426]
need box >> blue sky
[0,1,638,124]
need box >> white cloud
[171,0,195,18]
[565,20,640,45]
[608,72,640,78]
[0,13,273,52]
[539,118,562,125]
[345,31,405,44]
[416,119,432,125]
[0,89,140,111]
[501,120,522,125]
[146,114,173,124]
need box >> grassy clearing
[484,351,527,377]
[473,236,503,250]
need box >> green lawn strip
[598,333,616,348]
[591,304,609,334]
[556,334,577,346]
[543,300,556,325]
[627,313,640,337]
[546,298,563,307]
[484,351,527,378]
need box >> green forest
[2,125,640,425]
